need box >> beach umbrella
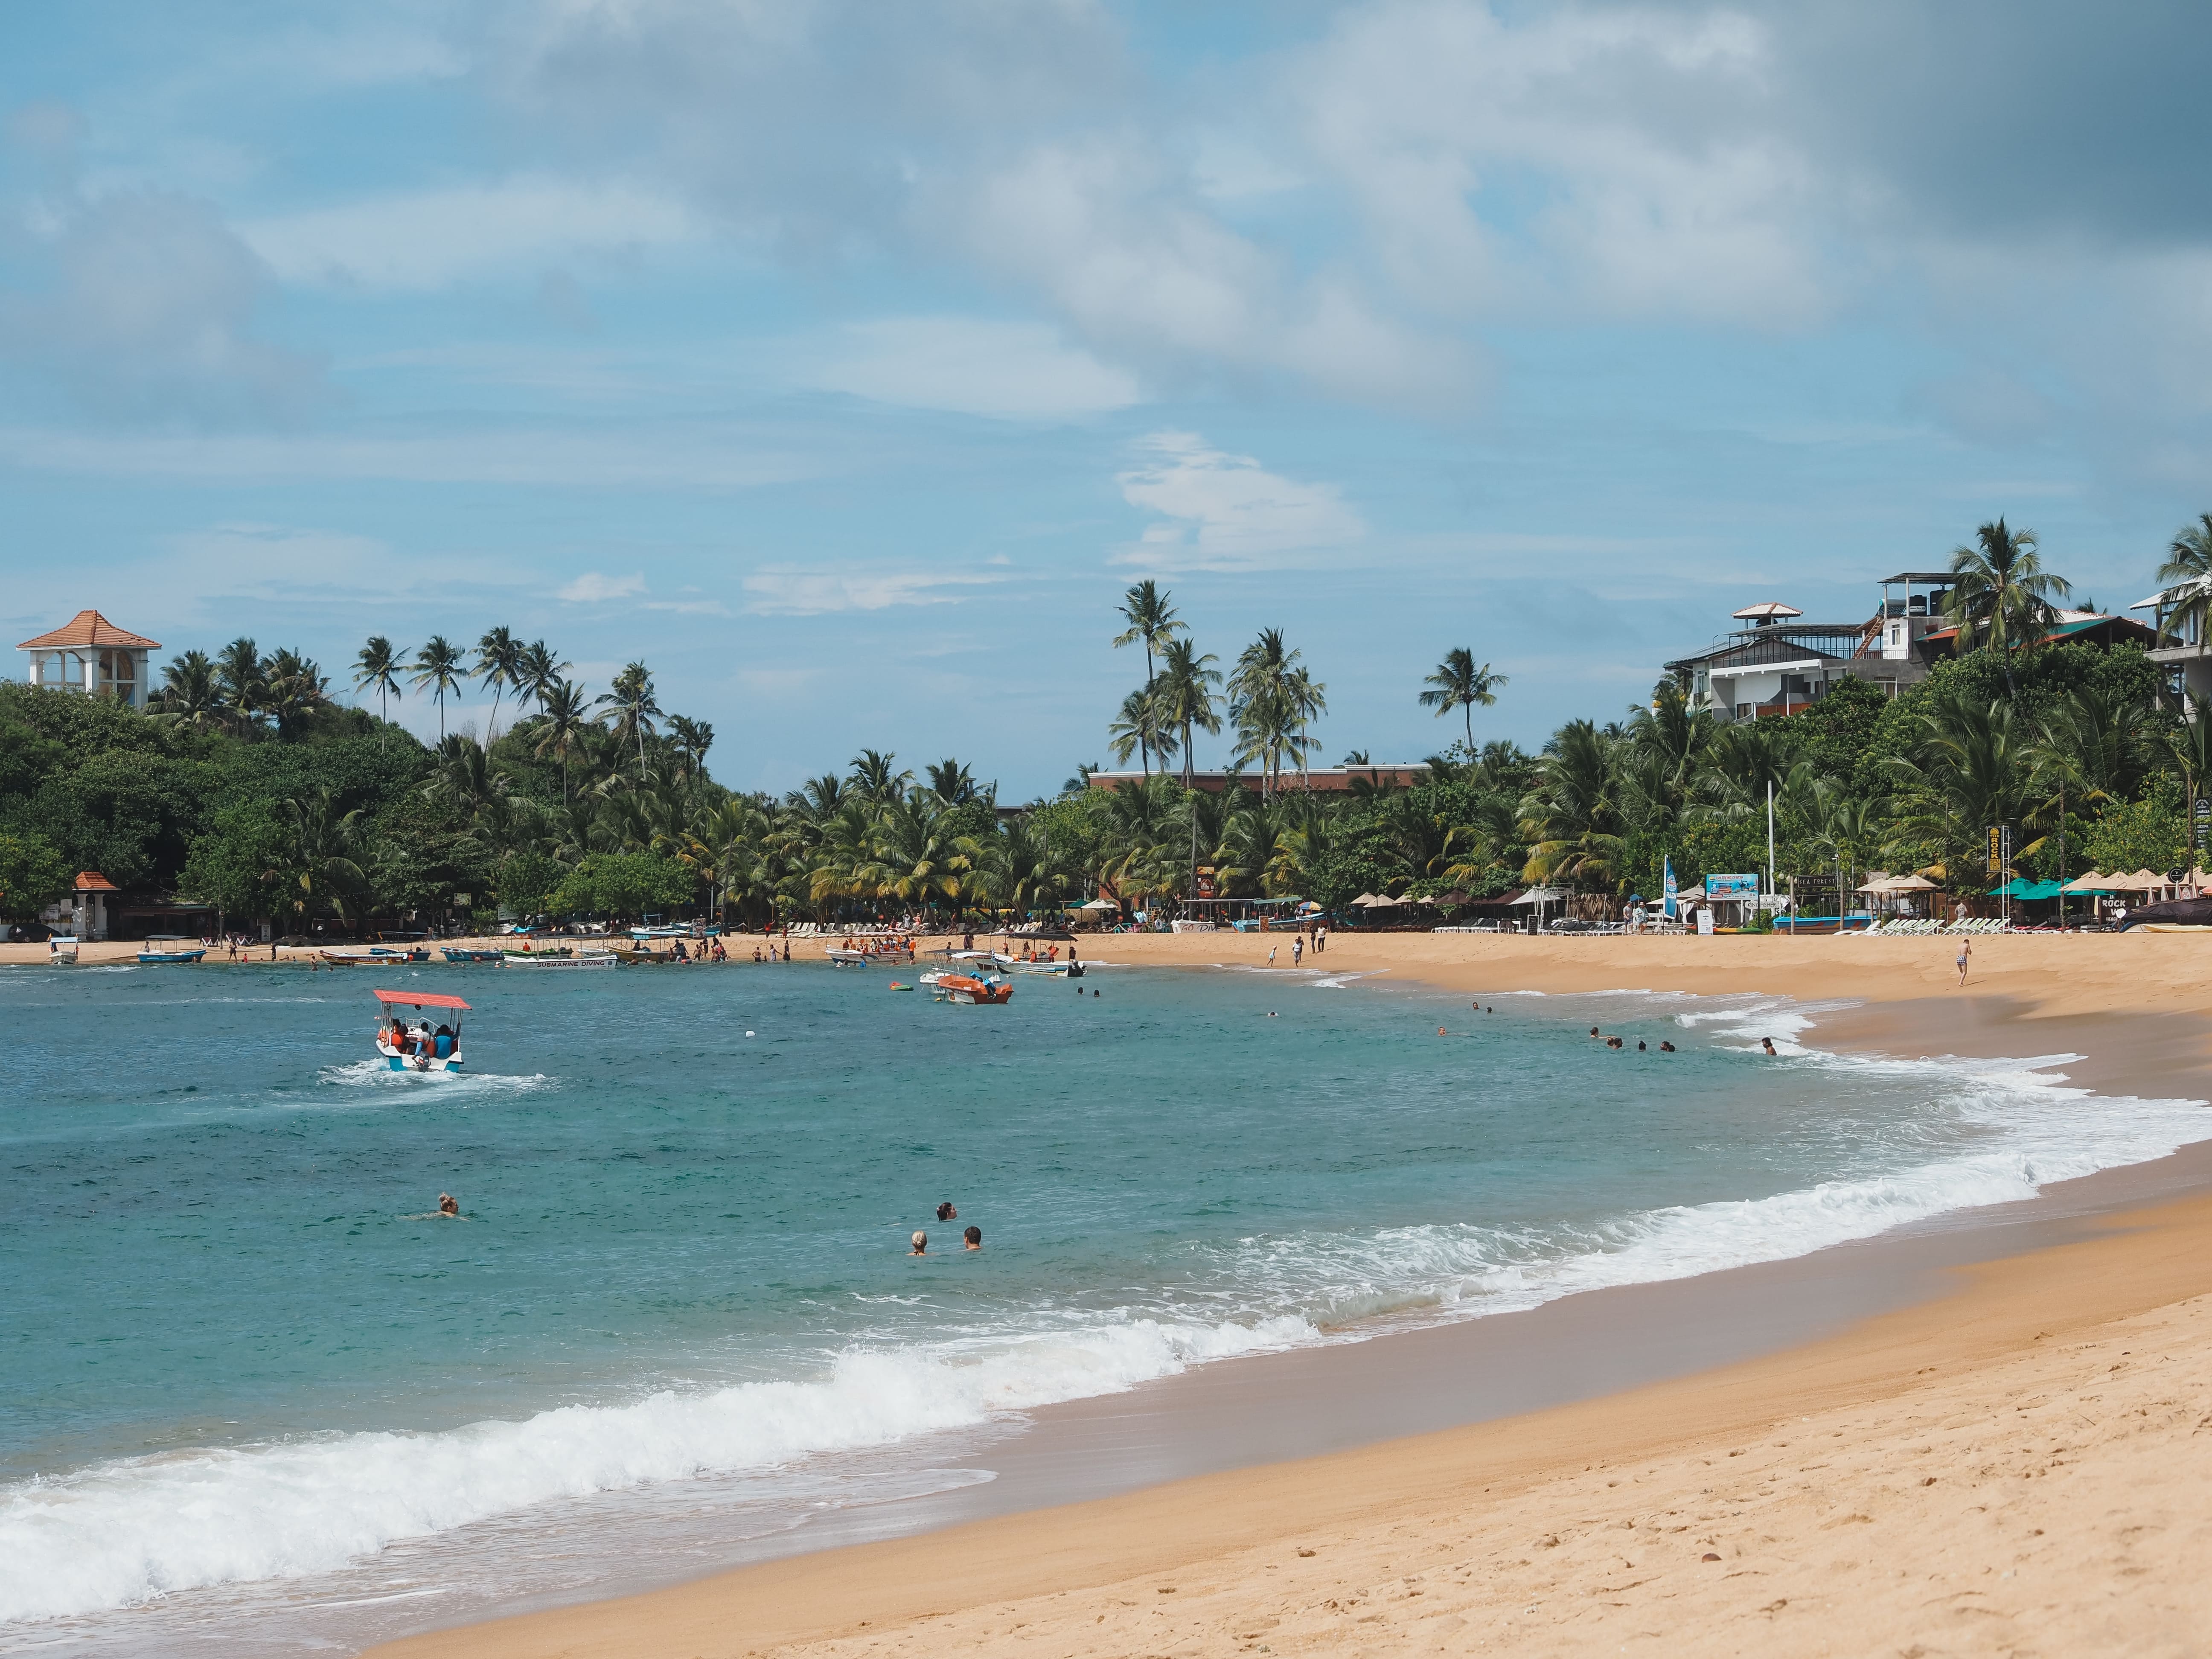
[1885,875,1937,891]
[1078,898,1119,911]
[1351,892,1380,906]
[2060,871,2112,894]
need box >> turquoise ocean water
[3,956,2206,1652]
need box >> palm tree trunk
[1464,703,1473,754]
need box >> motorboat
[323,946,431,966]
[505,948,617,970]
[373,987,469,1073]
[440,947,506,964]
[990,951,1082,977]
[137,936,206,964]
[47,936,79,965]
[929,972,1013,1005]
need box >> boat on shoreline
[322,946,431,966]
[505,949,617,971]
[137,937,205,965]
[372,987,469,1073]
[990,951,1083,977]
[440,947,506,964]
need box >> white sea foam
[0,1317,1309,1624]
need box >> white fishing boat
[505,948,617,970]
[990,951,1081,976]
[47,935,79,965]
[373,987,469,1073]
[137,935,207,964]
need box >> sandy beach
[269,927,2211,1658]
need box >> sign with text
[1704,873,1759,897]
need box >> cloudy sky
[6,1,2212,795]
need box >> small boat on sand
[929,972,1013,1005]
[323,946,431,966]
[372,987,469,1073]
[441,947,506,964]
[47,936,80,965]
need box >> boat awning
[373,989,471,1011]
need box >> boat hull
[376,1040,464,1073]
[137,950,206,964]
[505,952,617,970]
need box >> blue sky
[6,0,2212,797]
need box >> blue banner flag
[1663,855,1677,920]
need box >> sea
[3,955,2206,1653]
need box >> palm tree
[353,637,405,748]
[1230,629,1327,799]
[2154,512,2212,655]
[474,627,521,742]
[1107,686,1179,778]
[595,662,662,774]
[1419,648,1508,753]
[410,636,466,742]
[275,788,367,931]
[532,678,592,803]
[1155,637,1223,790]
[1518,719,1624,889]
[847,748,912,803]
[926,758,979,805]
[215,638,265,733]
[1943,519,2072,694]
[669,715,714,786]
[150,651,225,734]
[515,640,569,716]
[263,649,330,741]
[1882,685,2033,880]
[1112,581,1186,774]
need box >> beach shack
[16,611,161,709]
[69,871,119,940]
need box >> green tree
[1111,580,1185,775]
[177,802,288,925]
[150,651,227,736]
[549,850,694,920]
[352,636,406,748]
[1419,648,1508,753]
[474,626,522,742]
[216,637,266,734]
[2154,512,2212,649]
[597,661,663,774]
[533,679,592,803]
[1943,519,2072,694]
[410,636,466,742]
[0,830,71,922]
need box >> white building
[17,610,161,709]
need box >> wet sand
[341,931,2212,1657]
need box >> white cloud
[557,571,647,602]
[741,568,1008,615]
[809,317,1142,420]
[1113,432,1363,573]
[240,177,701,291]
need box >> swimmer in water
[1637,1040,1646,1051]
[963,1225,981,1251]
[1659,1041,1676,1052]
[1589,1026,1601,1038]
[438,1193,459,1217]
[936,1202,957,1222]
[1606,1035,1624,1049]
[1761,1036,1778,1055]
[910,1231,928,1255]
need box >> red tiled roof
[17,610,161,651]
[74,871,120,892]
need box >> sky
[6,0,2212,798]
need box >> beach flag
[1663,855,1678,920]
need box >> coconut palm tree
[847,748,912,803]
[275,787,367,931]
[1518,719,1624,888]
[532,678,592,803]
[1230,629,1326,798]
[595,661,662,774]
[2154,512,2212,654]
[1111,581,1186,774]
[926,758,980,805]
[1107,686,1179,778]
[352,637,405,748]
[1943,519,2072,694]
[1155,637,1223,790]
[216,638,266,733]
[668,715,714,786]
[1419,648,1508,754]
[150,651,225,734]
[263,649,331,741]
[474,627,521,742]
[410,636,466,742]
[515,640,568,717]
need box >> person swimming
[438,1192,459,1217]
[1589,1026,1600,1038]
[910,1231,928,1255]
[963,1225,981,1251]
[1761,1036,1778,1055]
[1605,1035,1624,1049]
[936,1202,957,1222]
[1659,1041,1676,1052]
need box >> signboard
[1696,907,1715,935]
[1194,866,1217,900]
[1663,855,1678,920]
[2195,797,2209,852]
[1704,873,1759,897]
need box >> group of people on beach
[1263,928,1326,969]
[911,1199,981,1255]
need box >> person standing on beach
[1315,926,1326,955]
[1956,937,1971,987]
[1268,944,1277,967]
[1292,934,1304,966]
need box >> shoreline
[347,935,2212,1658]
